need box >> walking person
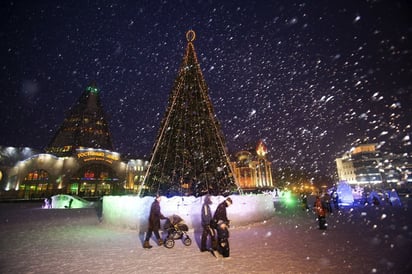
[332,191,339,211]
[314,196,327,230]
[95,196,103,222]
[323,192,333,214]
[200,195,217,252]
[143,195,167,249]
[213,197,233,258]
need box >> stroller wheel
[183,237,192,246]
[165,238,175,248]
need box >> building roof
[46,83,113,157]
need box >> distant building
[336,143,411,187]
[0,84,147,199]
[381,152,412,185]
[231,140,273,191]
[46,83,114,157]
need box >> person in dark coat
[332,191,339,210]
[322,193,333,214]
[200,195,217,252]
[143,195,167,249]
[95,196,103,222]
[213,197,232,257]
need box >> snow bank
[103,194,275,232]
[50,194,95,209]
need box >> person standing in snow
[332,191,339,210]
[322,192,333,214]
[314,196,327,230]
[200,195,217,252]
[213,197,232,257]
[66,198,73,209]
[95,196,103,222]
[300,193,309,210]
[143,195,167,249]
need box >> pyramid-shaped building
[141,30,240,197]
[46,83,113,157]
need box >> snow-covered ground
[1,196,411,274]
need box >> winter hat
[226,197,233,204]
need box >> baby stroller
[163,214,192,248]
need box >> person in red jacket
[314,196,327,230]
[143,195,167,248]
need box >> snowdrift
[103,194,276,232]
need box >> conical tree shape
[142,30,239,197]
[46,83,114,157]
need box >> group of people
[43,197,52,209]
[142,194,233,258]
[201,195,232,257]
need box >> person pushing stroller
[143,195,167,249]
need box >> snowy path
[0,200,411,274]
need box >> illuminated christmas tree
[141,30,240,197]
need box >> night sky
[1,0,411,179]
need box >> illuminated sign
[76,150,120,164]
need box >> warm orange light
[186,30,196,42]
[352,144,376,154]
[256,140,267,157]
